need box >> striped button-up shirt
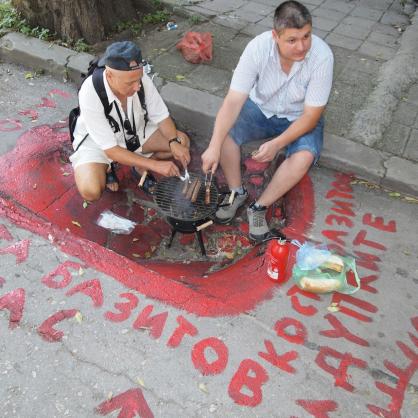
[230,31,334,121]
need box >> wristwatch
[168,137,182,147]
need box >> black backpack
[69,58,148,151]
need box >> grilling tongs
[179,167,191,183]
[204,171,213,205]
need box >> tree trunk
[11,0,153,44]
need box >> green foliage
[143,9,170,24]
[114,6,170,37]
[0,2,51,40]
[114,19,143,36]
[188,15,202,25]
[73,38,89,53]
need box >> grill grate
[154,174,218,221]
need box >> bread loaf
[299,276,341,294]
[321,254,344,273]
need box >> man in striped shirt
[202,1,334,241]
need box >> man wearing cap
[201,1,333,241]
[70,41,190,201]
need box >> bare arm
[157,116,191,167]
[201,90,248,173]
[157,116,177,141]
[253,104,325,163]
[105,146,180,177]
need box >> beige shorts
[70,122,158,170]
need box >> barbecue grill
[154,173,219,255]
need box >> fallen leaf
[71,220,81,228]
[404,196,418,203]
[25,72,34,79]
[82,201,89,209]
[136,378,145,387]
[198,383,208,393]
[132,238,139,242]
[176,74,186,81]
[74,311,83,323]
[224,252,234,260]
[327,305,340,312]
[388,192,401,197]
[144,252,151,258]
[132,253,140,258]
[62,172,71,176]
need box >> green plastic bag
[292,254,361,295]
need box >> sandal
[132,167,157,195]
[106,163,119,190]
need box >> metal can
[166,21,178,30]
[267,238,290,283]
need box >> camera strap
[114,102,139,152]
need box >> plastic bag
[176,32,213,64]
[291,241,360,294]
[96,210,136,235]
[292,240,331,270]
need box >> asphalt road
[0,62,417,418]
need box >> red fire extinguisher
[267,238,290,284]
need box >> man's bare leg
[219,135,242,189]
[74,163,109,202]
[257,150,314,207]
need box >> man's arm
[253,104,325,163]
[105,146,180,177]
[157,116,190,167]
[201,89,248,173]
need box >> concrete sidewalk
[1,0,417,196]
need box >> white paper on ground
[96,210,136,235]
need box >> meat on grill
[191,180,201,203]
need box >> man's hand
[201,145,220,174]
[252,139,281,163]
[170,142,191,168]
[153,160,180,177]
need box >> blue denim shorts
[229,98,324,164]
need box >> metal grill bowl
[154,173,218,222]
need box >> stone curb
[1,31,417,197]
[349,8,418,146]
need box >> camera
[125,134,140,152]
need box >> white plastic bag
[96,210,136,235]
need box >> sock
[231,186,246,195]
[250,201,267,211]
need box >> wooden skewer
[138,171,147,187]
[196,220,213,231]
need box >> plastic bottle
[267,238,290,284]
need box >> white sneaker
[215,191,248,223]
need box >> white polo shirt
[230,31,334,121]
[73,71,169,151]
